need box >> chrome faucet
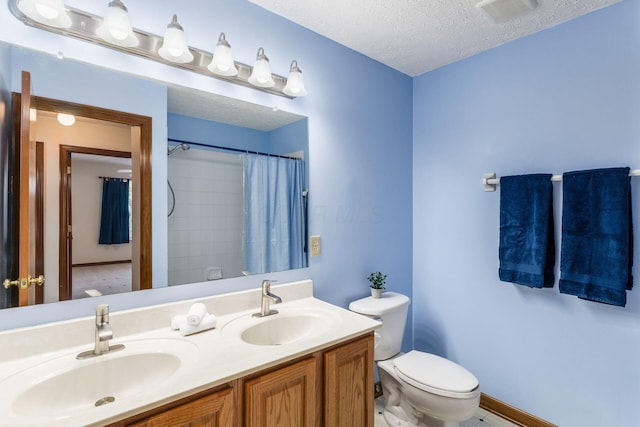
[94,304,113,355]
[253,280,282,317]
[77,304,125,359]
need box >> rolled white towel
[171,314,188,330]
[186,303,208,326]
[179,313,217,336]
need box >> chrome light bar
[8,0,295,98]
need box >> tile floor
[374,397,519,427]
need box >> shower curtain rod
[167,138,302,160]
[482,169,640,192]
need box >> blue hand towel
[499,174,555,288]
[559,167,633,307]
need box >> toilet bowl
[349,292,480,427]
[378,351,480,427]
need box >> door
[60,147,132,300]
[123,386,235,427]
[244,357,318,427]
[5,71,44,306]
[324,335,375,427]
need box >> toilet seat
[393,351,479,399]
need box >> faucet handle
[261,279,277,289]
[96,304,109,324]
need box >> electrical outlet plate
[310,235,321,256]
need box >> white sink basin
[1,338,198,420]
[222,307,341,346]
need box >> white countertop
[0,280,380,426]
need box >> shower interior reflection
[167,142,308,285]
[168,146,246,285]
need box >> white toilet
[349,292,480,427]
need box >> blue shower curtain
[245,154,307,274]
[99,178,130,245]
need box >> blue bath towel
[559,167,633,307]
[499,174,555,288]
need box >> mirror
[0,40,309,308]
[166,89,309,285]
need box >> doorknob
[28,275,45,287]
[2,278,19,289]
[3,275,45,289]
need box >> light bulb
[57,113,76,126]
[35,1,58,19]
[283,60,308,97]
[158,15,193,64]
[207,33,238,77]
[96,0,138,47]
[248,48,275,88]
[17,0,71,28]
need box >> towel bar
[483,169,640,192]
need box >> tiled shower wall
[167,149,245,285]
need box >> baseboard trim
[72,260,132,268]
[480,393,557,427]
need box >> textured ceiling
[249,0,622,76]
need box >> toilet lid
[393,351,478,395]
[349,292,410,316]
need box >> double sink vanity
[0,280,380,426]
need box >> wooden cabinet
[324,335,374,427]
[111,334,373,427]
[244,357,318,427]
[117,386,235,427]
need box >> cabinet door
[125,386,235,427]
[244,357,317,427]
[324,335,374,427]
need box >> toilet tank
[349,292,410,361]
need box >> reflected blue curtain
[99,178,130,245]
[245,154,307,274]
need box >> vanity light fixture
[283,60,307,97]
[9,0,307,98]
[248,47,275,88]
[207,33,238,77]
[17,0,70,28]
[158,15,193,64]
[96,0,138,47]
[56,112,75,126]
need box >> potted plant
[367,272,387,298]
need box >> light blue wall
[0,0,414,353]
[167,114,308,157]
[168,113,270,151]
[412,1,640,426]
[268,118,308,159]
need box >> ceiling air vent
[476,0,539,23]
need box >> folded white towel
[186,303,208,325]
[179,313,217,336]
[171,314,188,330]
